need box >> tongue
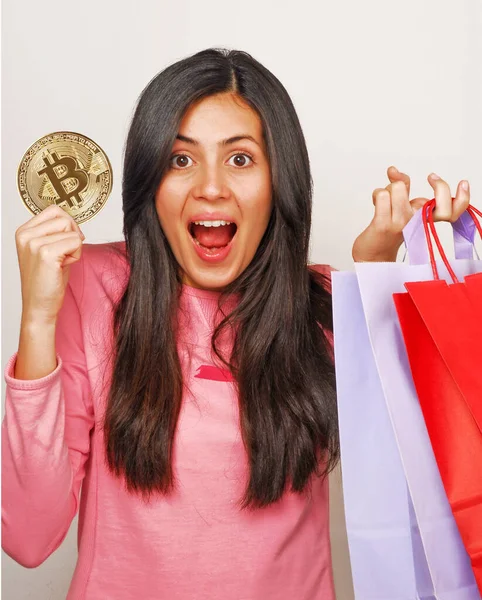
[191,224,235,248]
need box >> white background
[2,1,481,598]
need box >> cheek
[155,186,182,233]
[240,194,272,253]
[242,171,272,211]
[246,185,273,229]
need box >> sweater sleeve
[1,258,95,568]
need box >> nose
[192,164,230,202]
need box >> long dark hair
[103,47,338,510]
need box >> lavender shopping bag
[333,209,481,600]
[333,272,434,599]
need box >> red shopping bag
[466,269,482,307]
[393,200,482,593]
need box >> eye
[227,153,253,168]
[169,152,254,170]
[170,154,193,169]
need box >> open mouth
[188,221,238,255]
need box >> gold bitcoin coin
[17,131,113,225]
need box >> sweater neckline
[179,283,240,338]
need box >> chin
[183,267,239,291]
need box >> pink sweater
[2,241,336,600]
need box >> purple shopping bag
[333,211,482,600]
[333,272,434,599]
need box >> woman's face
[155,92,272,291]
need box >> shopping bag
[333,272,434,599]
[393,201,482,593]
[351,208,481,599]
[397,202,482,432]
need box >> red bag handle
[422,200,482,283]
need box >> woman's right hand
[15,204,86,325]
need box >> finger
[451,180,470,222]
[37,234,83,264]
[373,189,392,226]
[29,231,83,254]
[22,204,66,228]
[17,215,82,245]
[387,166,411,196]
[387,180,412,229]
[427,173,452,221]
[372,188,386,206]
[19,204,84,239]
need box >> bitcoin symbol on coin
[37,152,89,210]
[17,131,113,225]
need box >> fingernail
[430,173,440,180]
[461,180,469,191]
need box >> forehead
[177,93,263,142]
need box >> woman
[2,48,470,600]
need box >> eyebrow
[175,134,260,147]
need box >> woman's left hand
[352,167,470,262]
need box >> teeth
[192,220,232,227]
